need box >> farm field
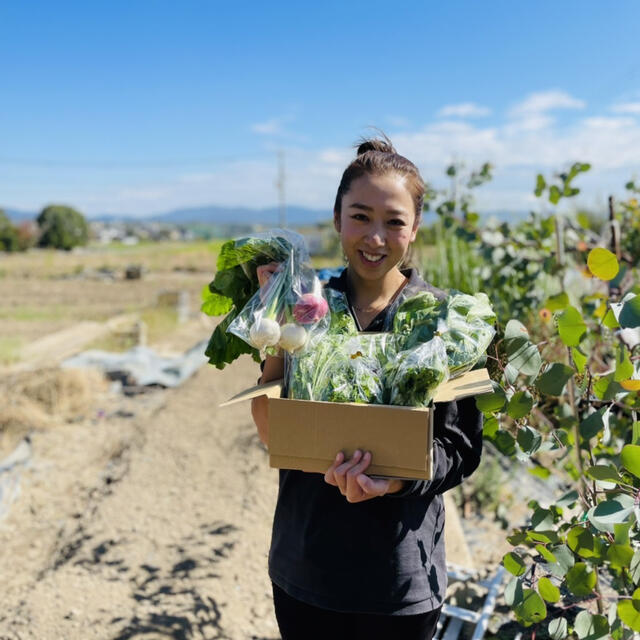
[0,239,517,639]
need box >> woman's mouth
[358,250,386,266]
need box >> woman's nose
[366,226,386,246]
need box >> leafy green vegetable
[385,337,448,407]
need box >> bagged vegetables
[205,230,496,404]
[201,230,329,368]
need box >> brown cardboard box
[221,368,491,480]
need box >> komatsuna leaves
[538,577,560,603]
[621,445,640,479]
[535,363,574,396]
[587,247,620,281]
[566,562,597,596]
[557,306,587,347]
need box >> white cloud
[251,118,285,135]
[510,90,586,116]
[386,115,411,127]
[437,102,491,118]
[6,89,640,217]
[611,102,640,115]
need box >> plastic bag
[226,231,330,355]
[439,291,496,378]
[288,334,385,404]
[385,336,449,407]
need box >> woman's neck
[346,266,407,308]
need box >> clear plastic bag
[226,231,330,355]
[287,334,385,404]
[439,291,496,378]
[385,336,449,407]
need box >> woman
[251,135,483,640]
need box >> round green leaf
[566,562,597,596]
[574,610,609,639]
[475,384,507,414]
[513,588,547,625]
[507,340,542,377]
[619,295,640,329]
[536,544,557,564]
[538,576,560,603]
[548,617,568,640]
[492,430,516,456]
[503,551,527,577]
[572,347,588,374]
[630,550,640,585]
[546,292,570,312]
[585,465,622,483]
[607,544,634,570]
[567,526,599,558]
[618,591,640,632]
[558,306,587,347]
[504,576,524,606]
[587,248,619,281]
[589,495,635,533]
[508,392,534,420]
[621,445,640,479]
[535,363,575,396]
[517,425,541,455]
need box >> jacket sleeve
[386,395,483,499]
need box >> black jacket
[268,268,483,615]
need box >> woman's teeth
[361,251,384,262]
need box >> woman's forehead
[345,173,413,211]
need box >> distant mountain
[96,205,332,226]
[4,208,37,222]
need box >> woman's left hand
[324,450,404,502]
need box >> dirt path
[0,355,281,640]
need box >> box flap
[268,399,431,473]
[433,368,491,402]
[221,368,491,408]
[219,378,284,407]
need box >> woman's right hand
[256,261,282,288]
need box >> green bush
[37,205,89,250]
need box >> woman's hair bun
[355,135,396,156]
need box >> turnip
[249,317,281,349]
[293,293,329,324]
[279,323,307,353]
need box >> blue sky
[2,1,640,217]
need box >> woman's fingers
[324,451,344,486]
[256,261,282,288]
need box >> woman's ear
[333,210,341,232]
[409,214,420,243]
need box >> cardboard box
[221,368,492,480]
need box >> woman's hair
[333,132,425,222]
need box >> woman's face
[334,172,418,281]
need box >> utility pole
[276,149,286,228]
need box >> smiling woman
[251,133,483,640]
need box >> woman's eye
[389,219,406,226]
[351,213,368,221]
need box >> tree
[36,205,89,250]
[0,209,19,252]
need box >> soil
[0,318,517,640]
